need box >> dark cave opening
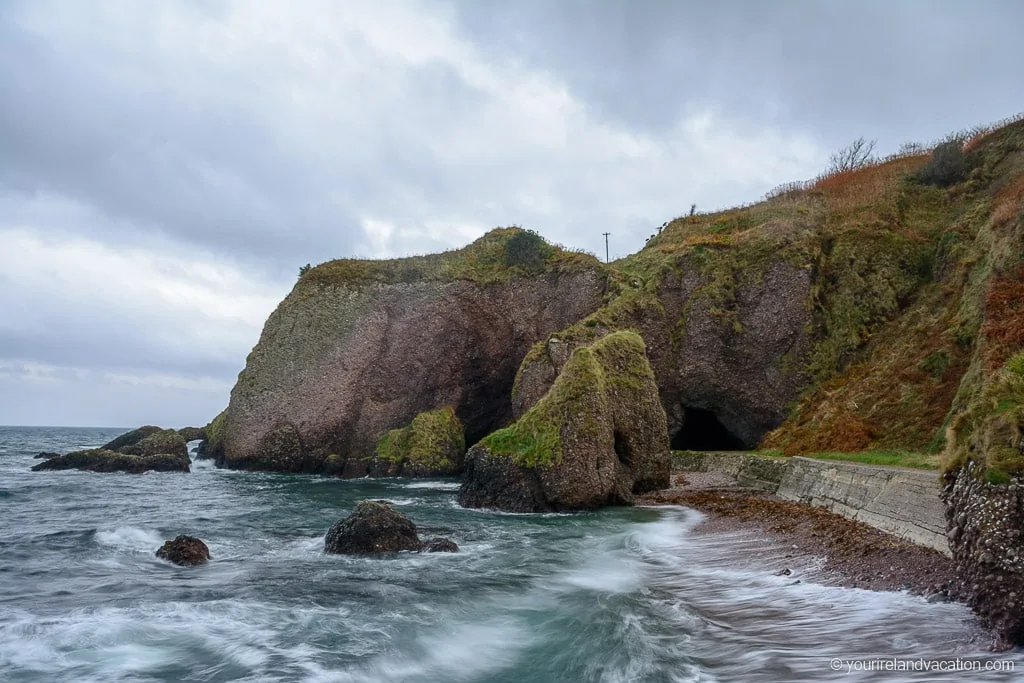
[671,407,747,451]
[613,430,630,466]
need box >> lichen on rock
[459,330,671,512]
[371,406,465,477]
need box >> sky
[1,0,1022,428]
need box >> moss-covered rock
[459,331,670,512]
[101,426,162,452]
[118,429,188,459]
[370,407,465,477]
[31,448,190,474]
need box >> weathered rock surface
[459,331,670,512]
[511,259,813,450]
[32,448,190,473]
[177,426,207,443]
[368,406,465,477]
[942,464,1024,649]
[33,426,191,474]
[324,500,458,555]
[213,231,604,475]
[156,535,211,566]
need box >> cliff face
[211,230,605,474]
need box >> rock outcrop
[177,426,207,443]
[211,229,605,475]
[156,535,211,566]
[368,406,465,477]
[942,465,1024,649]
[459,331,670,512]
[32,426,190,473]
[324,500,458,554]
[32,448,190,473]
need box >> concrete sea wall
[672,452,949,555]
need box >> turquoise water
[0,426,1020,682]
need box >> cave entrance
[671,407,747,451]
[613,430,631,466]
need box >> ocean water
[0,426,1020,682]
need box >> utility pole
[602,232,610,264]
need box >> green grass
[800,449,941,470]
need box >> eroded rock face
[156,535,211,566]
[31,448,190,474]
[942,464,1024,649]
[324,500,458,555]
[460,331,671,512]
[511,260,813,449]
[216,265,604,475]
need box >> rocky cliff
[208,229,605,475]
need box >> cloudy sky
[1,0,1021,427]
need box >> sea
[1,425,1021,682]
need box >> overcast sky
[1,0,1021,427]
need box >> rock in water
[31,426,190,474]
[324,500,458,555]
[459,331,671,512]
[156,535,211,566]
[32,448,190,473]
[34,451,60,459]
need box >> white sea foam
[400,481,461,490]
[94,526,163,551]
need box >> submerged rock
[324,500,458,555]
[369,406,466,477]
[156,535,211,566]
[459,331,671,512]
[31,448,190,473]
[34,451,60,459]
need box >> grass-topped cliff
[297,227,600,292]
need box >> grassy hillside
[613,114,1024,477]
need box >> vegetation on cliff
[297,227,600,292]
[374,406,465,475]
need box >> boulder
[156,535,211,566]
[459,331,671,512]
[324,500,458,555]
[117,429,188,459]
[369,407,466,477]
[31,448,190,474]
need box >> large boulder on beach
[324,500,458,555]
[156,535,211,566]
[459,331,671,512]
[368,407,466,477]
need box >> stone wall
[672,451,949,555]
